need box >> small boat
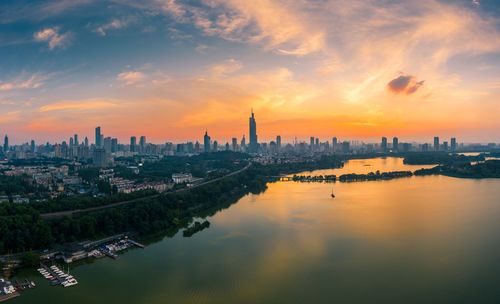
[331,189,335,198]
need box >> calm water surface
[12,157,500,303]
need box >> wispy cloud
[34,27,71,49]
[39,99,120,112]
[94,18,132,36]
[0,74,46,91]
[117,71,145,85]
[210,59,243,76]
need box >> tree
[21,251,40,267]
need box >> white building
[172,173,193,184]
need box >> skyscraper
[84,137,89,147]
[204,131,211,153]
[381,137,388,153]
[434,136,440,151]
[332,137,338,152]
[139,136,146,153]
[95,126,102,148]
[249,109,258,153]
[451,138,457,151]
[392,137,399,152]
[232,138,238,151]
[241,135,246,151]
[3,135,8,153]
[74,134,79,146]
[30,140,36,153]
[130,136,137,152]
[276,135,282,149]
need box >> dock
[128,240,145,249]
[0,292,19,302]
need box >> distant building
[92,148,108,167]
[443,141,448,151]
[232,137,238,151]
[451,138,457,151]
[342,141,350,154]
[392,137,399,152]
[248,109,258,153]
[434,136,440,151]
[332,137,338,152]
[381,137,387,153]
[204,131,211,153]
[172,173,193,184]
[95,126,102,148]
[74,134,79,146]
[276,135,281,149]
[139,136,146,153]
[130,136,137,152]
[3,135,8,152]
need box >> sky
[0,0,500,144]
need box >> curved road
[41,162,252,219]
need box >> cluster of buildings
[1,110,499,168]
[98,168,171,194]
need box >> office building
[204,131,211,153]
[249,109,258,153]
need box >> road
[40,162,252,219]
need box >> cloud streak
[34,27,71,49]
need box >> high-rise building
[451,138,457,151]
[332,137,338,152]
[139,136,146,153]
[225,142,230,151]
[249,109,258,153]
[443,141,448,151]
[84,137,89,147]
[92,148,108,167]
[74,134,79,146]
[204,131,211,153]
[392,137,399,152]
[30,140,36,153]
[103,137,112,153]
[69,137,74,147]
[130,136,137,152]
[276,135,282,149]
[111,138,118,153]
[342,141,350,154]
[3,135,8,153]
[232,138,238,151]
[381,137,388,152]
[434,136,440,151]
[213,140,218,152]
[95,126,102,148]
[241,135,246,151]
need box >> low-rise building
[172,173,193,184]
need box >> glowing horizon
[1,0,500,144]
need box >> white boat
[62,279,78,287]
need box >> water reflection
[13,158,500,304]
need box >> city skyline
[1,0,500,143]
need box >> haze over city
[1,0,500,144]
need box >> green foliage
[20,251,40,267]
[403,152,485,165]
[78,167,100,183]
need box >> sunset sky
[1,0,500,144]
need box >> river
[11,157,500,303]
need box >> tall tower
[434,136,440,151]
[204,131,211,153]
[3,135,8,153]
[130,136,137,152]
[95,126,102,148]
[249,109,258,153]
[381,137,387,153]
[392,137,399,152]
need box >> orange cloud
[39,99,121,112]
